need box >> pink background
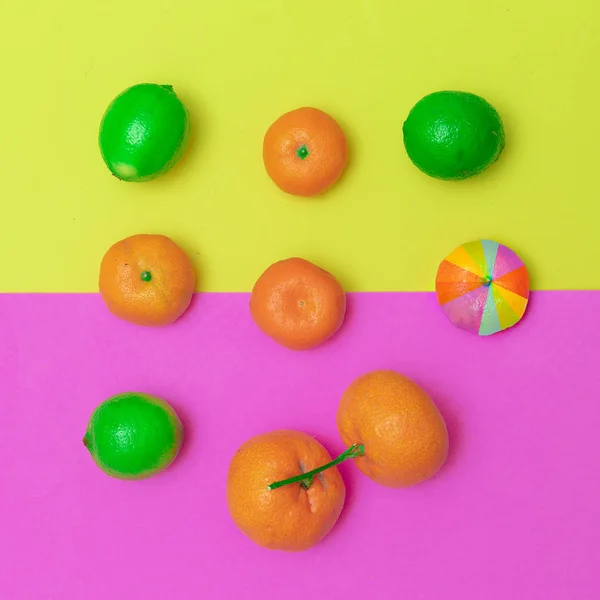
[1,292,599,599]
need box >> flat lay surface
[1,292,599,598]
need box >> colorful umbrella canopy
[435,240,529,336]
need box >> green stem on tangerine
[296,144,309,160]
[141,271,152,282]
[267,444,365,491]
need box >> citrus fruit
[83,392,183,480]
[250,257,346,350]
[99,233,195,326]
[263,107,348,196]
[99,83,190,182]
[436,239,530,335]
[336,370,449,487]
[226,430,346,551]
[403,90,505,180]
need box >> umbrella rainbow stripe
[435,240,530,336]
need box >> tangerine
[337,370,449,487]
[226,430,346,551]
[250,257,346,350]
[99,234,195,326]
[263,107,347,196]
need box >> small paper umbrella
[435,240,529,336]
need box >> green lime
[403,91,505,180]
[83,392,183,479]
[99,83,190,182]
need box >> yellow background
[1,1,598,292]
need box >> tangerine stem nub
[267,444,365,491]
[296,144,309,160]
[141,271,152,282]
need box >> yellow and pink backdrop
[1,1,599,598]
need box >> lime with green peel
[99,83,190,182]
[403,91,505,180]
[83,392,183,479]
